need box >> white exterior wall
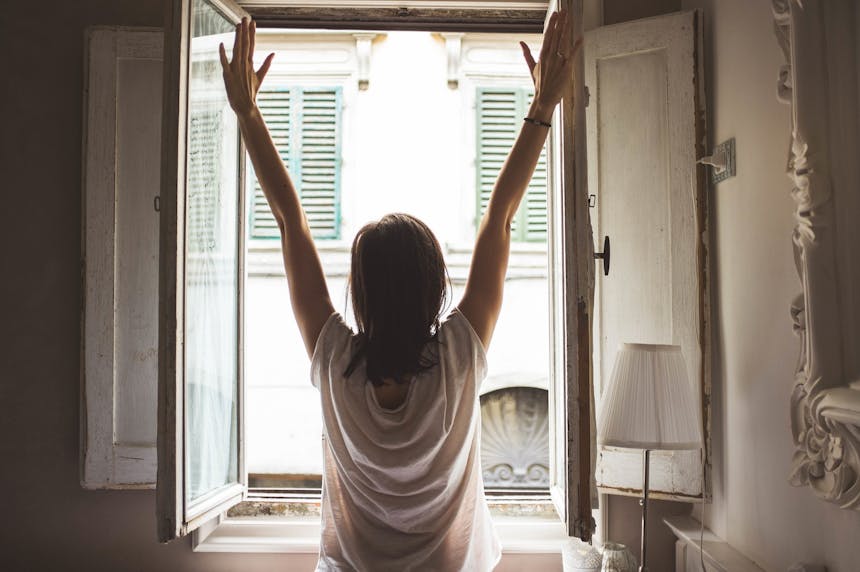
[245,31,549,475]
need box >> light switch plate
[711,137,736,184]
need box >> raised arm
[220,19,334,358]
[457,10,579,349]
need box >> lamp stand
[639,449,651,572]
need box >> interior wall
[605,496,691,570]
[677,0,860,570]
[0,1,562,569]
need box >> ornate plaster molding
[775,0,860,510]
[480,387,550,488]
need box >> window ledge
[663,515,763,572]
[193,514,568,554]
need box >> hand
[519,10,581,111]
[219,18,274,117]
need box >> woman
[220,12,575,571]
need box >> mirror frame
[774,0,860,510]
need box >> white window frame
[192,511,572,553]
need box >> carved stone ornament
[774,0,860,510]
[480,387,550,488]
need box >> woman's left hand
[519,10,581,111]
[219,18,274,117]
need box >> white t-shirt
[310,309,501,571]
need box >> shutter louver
[476,88,548,242]
[477,89,519,233]
[299,88,340,239]
[524,90,548,242]
[251,89,291,239]
[250,87,341,240]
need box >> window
[242,32,553,497]
[152,0,599,549]
[82,1,709,557]
[476,87,548,242]
[250,87,343,240]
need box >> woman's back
[311,309,501,572]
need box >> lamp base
[639,449,651,572]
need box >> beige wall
[679,0,860,569]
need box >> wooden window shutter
[476,88,519,234]
[298,87,341,240]
[250,86,342,240]
[524,90,549,242]
[476,87,548,242]
[250,89,291,239]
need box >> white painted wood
[585,10,707,500]
[546,0,598,541]
[664,515,764,572]
[158,0,250,543]
[81,27,163,490]
[775,0,860,511]
[192,515,567,553]
[239,1,548,8]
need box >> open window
[157,0,249,542]
[155,0,596,545]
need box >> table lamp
[597,343,702,572]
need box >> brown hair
[344,213,450,386]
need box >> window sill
[663,515,764,572]
[193,514,568,554]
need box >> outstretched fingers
[557,12,571,57]
[257,52,275,84]
[249,20,256,65]
[520,41,536,79]
[236,19,247,74]
[231,20,241,64]
[540,11,558,61]
[219,42,230,74]
[550,10,567,57]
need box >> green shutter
[250,87,341,240]
[524,90,548,242]
[298,88,341,240]
[251,89,291,239]
[476,88,519,234]
[475,88,548,242]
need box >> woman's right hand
[519,10,580,112]
[219,18,275,117]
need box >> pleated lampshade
[598,343,702,450]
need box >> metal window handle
[594,235,610,276]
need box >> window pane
[185,0,240,505]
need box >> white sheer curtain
[185,0,240,504]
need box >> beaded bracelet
[523,116,552,128]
